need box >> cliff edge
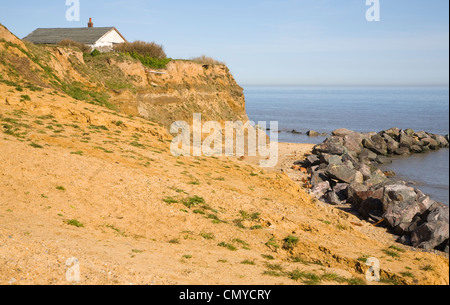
[1,23,247,129]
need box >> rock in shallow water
[375,155,392,164]
[332,128,356,137]
[395,146,411,156]
[307,130,320,137]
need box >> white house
[23,18,127,52]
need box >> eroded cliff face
[1,22,247,129]
[110,60,249,128]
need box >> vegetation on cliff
[1,26,244,129]
[112,40,172,69]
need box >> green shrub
[218,242,237,251]
[20,95,31,101]
[90,49,101,57]
[265,237,280,251]
[232,238,249,247]
[250,225,263,230]
[112,40,171,69]
[183,196,205,208]
[382,249,400,258]
[389,245,406,253]
[263,270,284,277]
[400,272,415,278]
[127,52,172,69]
[168,238,180,244]
[241,260,256,265]
[65,219,84,228]
[239,210,260,221]
[200,232,215,240]
[288,270,321,285]
[29,142,43,149]
[283,236,299,250]
[261,254,275,260]
[60,82,116,111]
[163,197,178,204]
[265,263,283,271]
[193,209,206,215]
[421,265,434,272]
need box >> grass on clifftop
[125,52,172,69]
[113,40,172,69]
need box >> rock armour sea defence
[296,128,450,253]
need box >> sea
[244,86,449,205]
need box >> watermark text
[65,0,80,22]
[366,0,380,22]
[170,114,279,168]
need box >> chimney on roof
[88,18,94,28]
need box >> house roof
[23,27,127,45]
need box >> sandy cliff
[1,22,247,130]
[113,60,248,127]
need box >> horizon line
[240,84,450,88]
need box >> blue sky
[0,0,448,86]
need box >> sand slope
[0,85,448,285]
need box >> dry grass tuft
[58,39,91,53]
[113,41,167,59]
[190,55,225,65]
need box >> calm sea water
[244,86,449,205]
